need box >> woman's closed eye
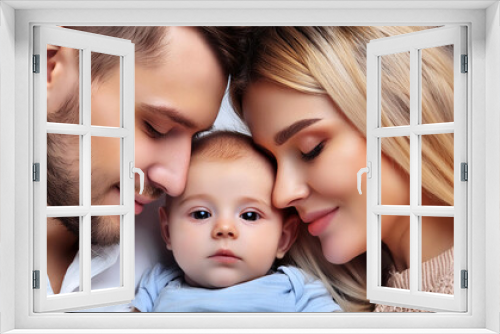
[301,141,325,161]
[190,210,211,220]
[240,211,261,221]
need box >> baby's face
[163,154,286,288]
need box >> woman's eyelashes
[144,121,169,139]
[301,141,325,161]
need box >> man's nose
[146,136,192,197]
[211,218,239,239]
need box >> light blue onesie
[132,264,341,312]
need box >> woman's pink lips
[305,208,338,236]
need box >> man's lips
[115,186,156,215]
[115,186,156,204]
[208,250,241,263]
[135,202,144,215]
[134,195,155,215]
[302,208,339,236]
[135,194,155,205]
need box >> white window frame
[32,26,136,312]
[1,1,499,334]
[365,26,467,312]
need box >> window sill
[3,329,498,334]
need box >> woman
[230,27,455,312]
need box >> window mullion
[413,123,454,135]
[122,51,135,293]
[46,123,131,137]
[373,205,454,216]
[81,47,92,295]
[452,26,468,305]
[372,126,411,137]
[409,47,421,295]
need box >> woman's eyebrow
[274,118,321,146]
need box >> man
[46,26,242,311]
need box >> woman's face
[243,81,409,264]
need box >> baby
[132,131,341,312]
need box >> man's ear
[276,214,300,259]
[159,206,173,251]
[46,45,80,115]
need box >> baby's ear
[159,206,172,251]
[276,214,300,259]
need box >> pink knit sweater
[374,247,454,312]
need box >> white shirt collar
[47,243,120,295]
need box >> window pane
[421,134,454,206]
[91,52,121,128]
[91,137,121,206]
[380,137,410,205]
[47,134,81,206]
[47,45,80,125]
[421,45,454,124]
[47,216,81,296]
[91,215,121,290]
[380,51,410,127]
[420,216,454,295]
[380,215,410,290]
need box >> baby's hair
[164,130,276,208]
[191,130,271,163]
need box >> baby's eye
[190,210,211,220]
[240,211,260,221]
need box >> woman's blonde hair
[230,27,455,311]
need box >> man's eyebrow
[140,103,198,129]
[274,118,322,146]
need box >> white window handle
[129,162,145,195]
[357,162,371,195]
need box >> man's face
[47,27,227,245]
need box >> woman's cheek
[314,153,352,196]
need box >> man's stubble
[47,86,121,246]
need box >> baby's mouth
[209,249,242,263]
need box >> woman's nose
[211,218,239,239]
[272,163,309,209]
[146,137,192,197]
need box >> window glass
[91,52,121,128]
[381,51,410,127]
[421,46,454,124]
[90,137,122,206]
[47,134,81,206]
[420,216,454,294]
[421,134,454,206]
[46,216,81,296]
[91,215,122,290]
[47,45,80,124]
